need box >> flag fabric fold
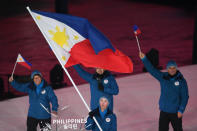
[31,10,133,73]
[17,54,32,70]
[66,40,133,73]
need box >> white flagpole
[26,6,103,131]
[11,54,18,77]
[40,103,58,118]
[135,35,141,52]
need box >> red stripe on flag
[18,62,31,70]
[66,40,133,73]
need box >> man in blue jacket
[139,52,189,131]
[9,70,59,131]
[85,96,117,131]
[73,65,119,111]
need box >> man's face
[99,98,109,110]
[96,68,105,75]
[167,66,177,76]
[33,75,42,85]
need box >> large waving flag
[30,10,133,73]
[17,54,32,70]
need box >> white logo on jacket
[104,79,109,84]
[41,90,46,94]
[174,81,180,86]
[106,117,111,122]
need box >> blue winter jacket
[142,56,189,114]
[11,80,59,119]
[85,108,117,131]
[73,65,119,111]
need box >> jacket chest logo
[104,79,109,84]
[41,90,46,94]
[105,117,111,122]
[174,81,180,86]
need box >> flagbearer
[73,64,119,111]
[139,51,189,131]
[9,70,59,131]
[85,96,117,131]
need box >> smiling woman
[33,75,42,86]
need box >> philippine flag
[29,9,133,73]
[17,54,32,70]
[133,25,141,36]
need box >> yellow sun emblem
[48,26,69,48]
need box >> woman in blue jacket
[9,70,59,131]
[139,52,189,131]
[85,96,117,131]
[73,64,119,111]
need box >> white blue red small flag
[133,25,141,36]
[16,54,32,70]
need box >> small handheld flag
[133,25,141,36]
[11,54,32,77]
[133,25,142,52]
[16,54,32,70]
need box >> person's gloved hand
[89,110,97,118]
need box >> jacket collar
[163,71,183,81]
[94,107,113,117]
[93,71,110,80]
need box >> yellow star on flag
[62,56,66,61]
[74,35,79,40]
[36,16,41,20]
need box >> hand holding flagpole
[133,25,142,52]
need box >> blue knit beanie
[166,60,177,69]
[99,96,110,106]
[31,70,42,79]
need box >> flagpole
[26,6,103,131]
[11,55,18,77]
[135,35,141,52]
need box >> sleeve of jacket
[102,75,119,95]
[141,56,163,81]
[178,79,189,114]
[85,116,96,130]
[48,86,59,112]
[111,114,117,131]
[10,80,31,93]
[73,64,92,82]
